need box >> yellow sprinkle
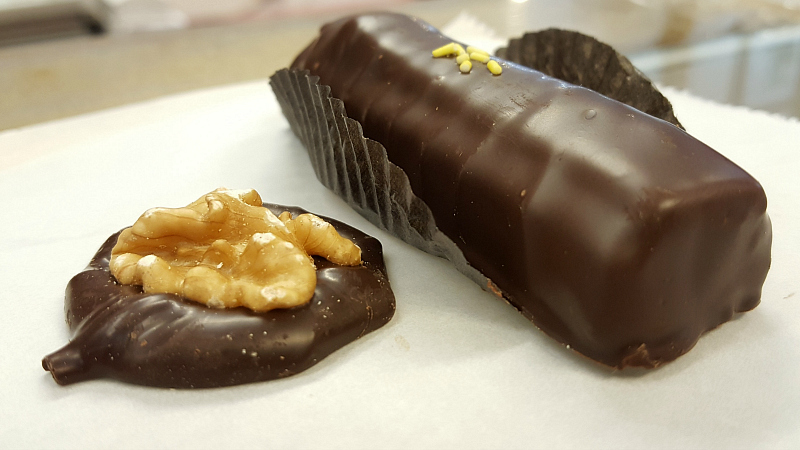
[459,60,472,73]
[432,43,456,57]
[454,43,466,56]
[467,46,489,56]
[487,60,503,75]
[470,52,490,63]
[456,53,471,64]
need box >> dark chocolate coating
[291,13,772,368]
[42,204,395,388]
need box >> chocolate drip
[42,204,395,388]
[287,13,772,368]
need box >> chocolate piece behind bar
[285,13,772,368]
[42,204,395,388]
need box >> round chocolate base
[42,204,395,388]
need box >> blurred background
[2,0,800,131]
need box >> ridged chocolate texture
[42,204,395,388]
[290,13,772,368]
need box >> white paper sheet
[0,80,798,449]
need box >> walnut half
[109,188,361,312]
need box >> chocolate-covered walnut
[42,201,395,388]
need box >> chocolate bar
[283,13,772,368]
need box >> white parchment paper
[0,80,798,449]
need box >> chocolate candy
[289,13,772,368]
[42,204,395,388]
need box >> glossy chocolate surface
[291,13,772,368]
[42,204,395,388]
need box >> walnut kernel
[109,188,361,311]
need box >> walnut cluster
[109,188,361,312]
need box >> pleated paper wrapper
[497,28,683,129]
[269,68,490,290]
